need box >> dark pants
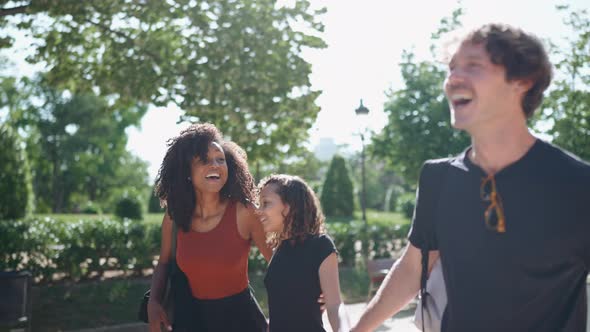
[172,272,267,332]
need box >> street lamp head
[355,99,369,116]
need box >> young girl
[257,174,350,332]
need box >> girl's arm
[319,252,350,332]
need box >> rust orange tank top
[176,201,250,299]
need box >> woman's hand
[147,298,172,332]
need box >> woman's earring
[187,176,191,182]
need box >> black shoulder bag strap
[169,221,178,273]
[419,161,451,331]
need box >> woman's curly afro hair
[155,123,255,231]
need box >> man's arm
[351,243,439,332]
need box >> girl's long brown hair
[258,174,325,248]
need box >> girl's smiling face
[257,183,289,234]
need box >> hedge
[0,217,410,283]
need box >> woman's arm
[147,213,174,332]
[237,202,273,262]
[319,252,350,332]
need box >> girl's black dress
[264,234,337,332]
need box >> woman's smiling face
[190,142,228,194]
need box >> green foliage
[321,155,354,217]
[542,6,590,161]
[4,77,150,213]
[275,150,326,185]
[326,221,364,266]
[371,9,470,186]
[147,191,164,213]
[248,246,267,276]
[0,211,409,286]
[0,214,252,282]
[348,153,405,211]
[3,0,327,167]
[396,192,417,220]
[115,195,144,220]
[32,278,151,331]
[80,201,101,214]
[326,219,411,266]
[0,123,34,219]
[0,216,161,281]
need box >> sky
[4,0,588,181]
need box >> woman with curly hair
[257,174,350,332]
[147,123,271,332]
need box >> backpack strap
[418,160,451,330]
[172,222,177,259]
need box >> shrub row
[0,217,160,282]
[0,217,410,283]
[327,221,411,266]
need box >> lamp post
[355,99,369,226]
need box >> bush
[81,201,102,214]
[321,155,354,217]
[0,216,162,281]
[0,124,34,219]
[115,195,143,220]
[396,192,416,220]
[326,219,411,266]
[0,214,412,282]
[0,215,256,282]
[147,190,163,213]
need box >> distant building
[313,137,339,161]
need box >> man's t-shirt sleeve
[408,161,439,251]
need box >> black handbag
[138,221,178,323]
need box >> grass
[326,210,409,225]
[33,213,165,225]
[27,277,151,332]
[25,267,371,332]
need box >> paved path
[323,303,419,332]
[70,283,590,332]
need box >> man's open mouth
[450,93,473,108]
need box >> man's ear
[514,79,533,94]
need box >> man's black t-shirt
[409,140,590,332]
[264,234,336,332]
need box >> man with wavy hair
[352,23,590,332]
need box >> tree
[542,6,590,161]
[0,123,34,219]
[320,155,354,217]
[276,149,326,185]
[2,0,326,166]
[371,9,470,186]
[148,183,164,213]
[5,76,149,212]
[348,153,405,211]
